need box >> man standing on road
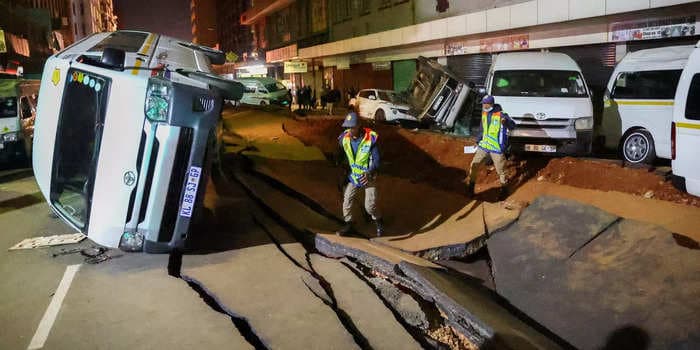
[337,112,383,237]
[466,95,516,200]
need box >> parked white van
[485,52,594,155]
[235,77,291,107]
[34,31,242,252]
[601,45,693,164]
[672,41,700,197]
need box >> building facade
[70,0,117,41]
[190,0,218,47]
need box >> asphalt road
[0,165,422,350]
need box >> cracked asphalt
[0,163,428,350]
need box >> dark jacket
[475,103,516,153]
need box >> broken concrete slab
[42,255,254,350]
[510,181,700,242]
[371,201,519,260]
[436,258,495,291]
[397,262,563,350]
[182,243,359,350]
[309,254,423,350]
[488,195,700,349]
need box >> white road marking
[27,264,81,350]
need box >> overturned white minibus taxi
[34,31,243,252]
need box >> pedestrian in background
[466,95,516,200]
[336,112,383,237]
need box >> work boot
[375,218,384,237]
[337,222,354,236]
[466,182,475,197]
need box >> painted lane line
[27,264,81,350]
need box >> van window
[492,70,588,97]
[89,31,149,52]
[243,84,256,93]
[264,82,286,92]
[358,90,371,98]
[686,74,700,121]
[0,97,17,118]
[612,70,682,100]
[50,70,110,229]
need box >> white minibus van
[485,52,594,155]
[601,45,693,164]
[235,77,291,107]
[34,31,242,252]
[672,41,700,197]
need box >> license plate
[525,144,557,153]
[179,166,202,218]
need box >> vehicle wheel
[374,109,386,122]
[260,100,267,106]
[621,129,656,165]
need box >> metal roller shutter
[551,43,617,91]
[446,53,493,87]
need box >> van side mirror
[100,48,126,70]
[368,95,377,100]
[478,87,486,95]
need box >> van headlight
[119,231,144,252]
[3,132,18,142]
[145,78,172,122]
[575,117,593,130]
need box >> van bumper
[510,130,593,156]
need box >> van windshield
[264,82,286,93]
[50,70,110,230]
[0,97,17,118]
[492,70,588,97]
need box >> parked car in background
[234,77,291,107]
[486,51,594,155]
[0,76,39,162]
[601,45,694,164]
[351,89,416,122]
[672,40,700,197]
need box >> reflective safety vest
[342,128,378,186]
[478,110,504,153]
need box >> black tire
[374,109,386,122]
[621,129,656,165]
[260,100,267,106]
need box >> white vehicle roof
[616,45,695,72]
[57,31,214,76]
[492,52,581,71]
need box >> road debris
[9,233,86,250]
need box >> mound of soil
[283,117,699,207]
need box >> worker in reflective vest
[467,95,516,199]
[337,112,383,237]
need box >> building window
[334,0,351,23]
[378,0,392,10]
[80,2,84,16]
[359,0,370,15]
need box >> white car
[351,89,416,122]
[672,40,700,197]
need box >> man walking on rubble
[336,112,383,237]
[466,95,516,200]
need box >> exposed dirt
[284,116,700,207]
[426,325,478,350]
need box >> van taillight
[671,122,676,160]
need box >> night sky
[113,0,192,41]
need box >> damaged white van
[486,52,594,155]
[601,45,693,164]
[34,31,243,252]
